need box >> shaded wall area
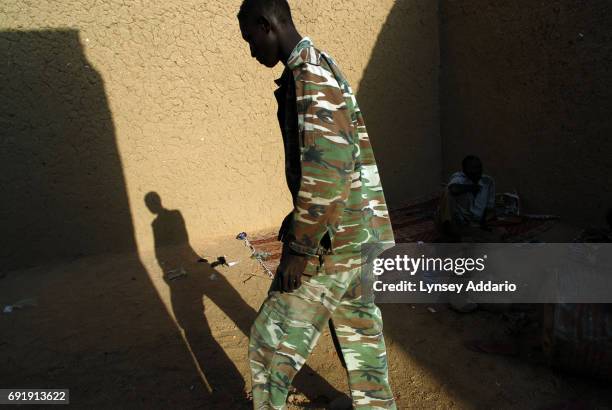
[0,30,136,270]
[440,1,612,226]
[357,0,441,205]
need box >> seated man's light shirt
[448,172,495,223]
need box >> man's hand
[276,247,308,292]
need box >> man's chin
[262,59,279,68]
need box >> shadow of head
[145,191,164,215]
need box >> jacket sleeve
[286,62,355,256]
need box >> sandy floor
[1,226,611,409]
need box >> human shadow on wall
[0,30,208,407]
[145,191,246,401]
[145,192,344,405]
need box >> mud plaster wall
[1,1,440,270]
[440,1,612,226]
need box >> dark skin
[239,12,302,67]
[449,159,492,229]
[239,11,308,292]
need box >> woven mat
[248,193,557,272]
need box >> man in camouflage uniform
[238,1,396,408]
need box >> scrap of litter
[236,232,274,280]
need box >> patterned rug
[248,193,558,272]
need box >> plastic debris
[199,255,240,268]
[166,267,187,281]
[3,298,38,314]
[211,256,234,268]
[210,256,226,268]
[427,307,437,313]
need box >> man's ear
[256,15,272,34]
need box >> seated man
[436,155,499,242]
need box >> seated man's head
[462,155,483,184]
[238,0,294,68]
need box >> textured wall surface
[1,0,440,270]
[440,0,612,226]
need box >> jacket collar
[275,37,315,86]
[286,37,314,70]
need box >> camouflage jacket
[275,37,395,274]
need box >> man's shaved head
[462,155,482,171]
[237,0,293,25]
[462,155,483,183]
[238,0,300,68]
[238,0,302,68]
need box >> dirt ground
[1,225,611,409]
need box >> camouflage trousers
[249,265,396,409]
